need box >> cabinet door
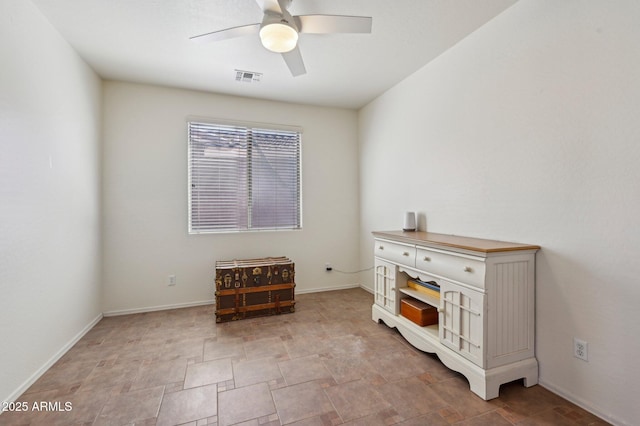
[374,260,397,314]
[439,280,485,367]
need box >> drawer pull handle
[464,266,473,273]
[402,252,410,256]
[379,246,384,250]
[423,256,431,261]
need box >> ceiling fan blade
[190,23,260,43]
[294,15,372,34]
[282,46,306,77]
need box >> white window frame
[187,118,302,234]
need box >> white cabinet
[371,230,540,400]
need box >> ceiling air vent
[235,69,262,83]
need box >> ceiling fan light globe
[259,22,298,53]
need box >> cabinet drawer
[374,239,416,267]
[416,247,485,288]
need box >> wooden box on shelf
[400,298,439,326]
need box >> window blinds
[188,121,301,233]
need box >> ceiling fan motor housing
[259,12,299,53]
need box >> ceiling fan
[190,0,372,77]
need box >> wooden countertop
[372,230,540,254]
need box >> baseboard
[296,283,362,294]
[2,312,103,405]
[105,287,369,314]
[359,284,374,294]
[102,300,215,317]
[538,378,623,426]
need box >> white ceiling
[31,0,516,109]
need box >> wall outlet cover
[573,337,588,361]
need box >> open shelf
[396,313,440,339]
[399,286,440,308]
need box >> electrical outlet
[325,263,332,272]
[168,275,176,286]
[574,337,588,361]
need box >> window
[188,120,302,233]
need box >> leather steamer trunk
[215,257,295,322]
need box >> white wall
[102,82,360,313]
[0,0,103,404]
[358,1,640,424]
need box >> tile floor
[1,288,609,426]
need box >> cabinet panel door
[374,260,397,314]
[439,280,485,367]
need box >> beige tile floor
[1,288,609,426]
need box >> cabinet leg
[523,370,539,388]
[469,377,500,400]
